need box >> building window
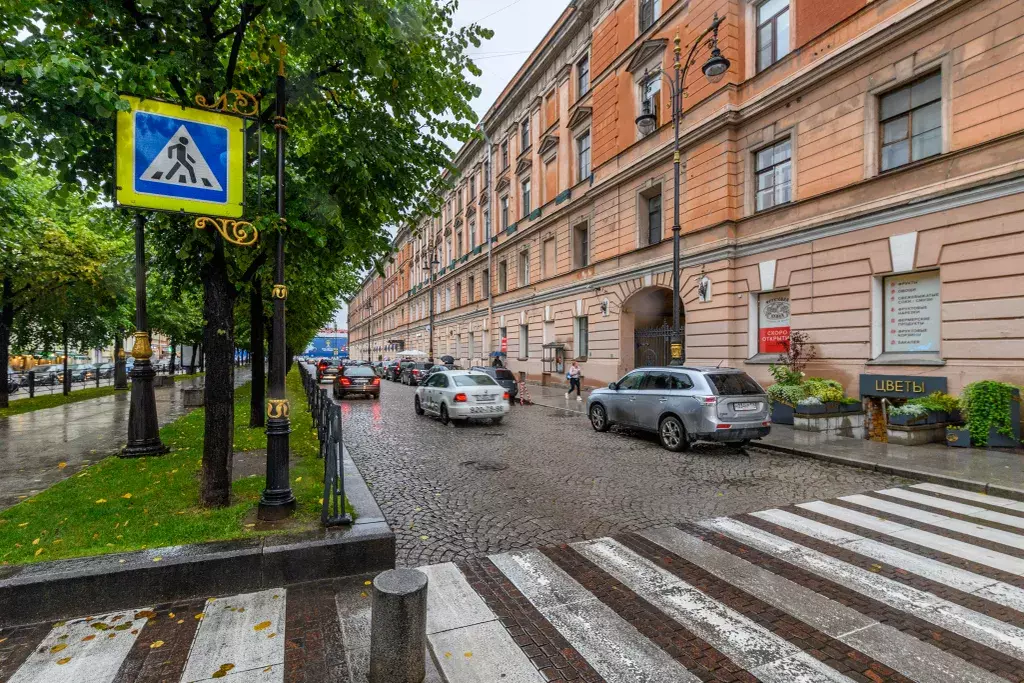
[498,260,508,293]
[574,316,589,358]
[467,275,475,303]
[455,230,463,257]
[500,196,509,229]
[521,178,531,215]
[499,326,507,352]
[577,55,590,97]
[468,331,475,359]
[456,189,463,212]
[484,160,490,188]
[469,177,476,202]
[757,290,790,354]
[640,188,662,246]
[518,250,530,287]
[542,237,555,279]
[519,324,529,359]
[883,271,940,353]
[754,139,792,211]
[455,282,462,308]
[573,222,589,269]
[576,132,591,181]
[481,268,489,296]
[756,0,790,72]
[469,219,476,250]
[879,72,942,172]
[501,140,509,169]
[521,118,531,151]
[639,74,661,131]
[484,209,491,240]
[639,0,655,32]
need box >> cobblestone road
[339,379,909,567]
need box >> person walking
[565,361,582,402]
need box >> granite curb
[0,446,395,627]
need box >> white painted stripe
[753,508,1024,614]
[642,526,1005,683]
[841,494,1024,550]
[417,562,495,635]
[574,538,855,683]
[912,483,1024,511]
[179,589,286,683]
[9,608,152,683]
[490,548,694,683]
[799,500,1024,577]
[702,517,1024,662]
[428,621,545,683]
[877,488,1024,530]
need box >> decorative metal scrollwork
[271,284,288,300]
[130,331,153,360]
[267,399,290,419]
[194,216,259,247]
[194,90,260,117]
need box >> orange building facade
[349,0,1024,395]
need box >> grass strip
[0,368,339,565]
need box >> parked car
[386,361,413,382]
[32,365,60,386]
[414,370,510,426]
[380,361,400,380]
[400,362,432,386]
[469,366,518,400]
[586,367,770,452]
[95,363,116,379]
[316,359,342,382]
[334,365,380,400]
[6,371,19,394]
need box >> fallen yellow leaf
[17,522,28,527]
[58,462,67,469]
[150,640,164,649]
[34,548,43,557]
[95,499,107,504]
[32,538,40,545]
[56,657,72,665]
[295,477,302,482]
[195,613,205,620]
[81,635,95,642]
[253,621,272,632]
[464,652,473,658]
[364,580,372,586]
[169,612,175,618]
[153,557,162,562]
[49,644,67,653]
[122,493,132,499]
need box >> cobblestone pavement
[339,379,908,567]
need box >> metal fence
[299,363,351,527]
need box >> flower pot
[841,402,862,413]
[770,402,794,425]
[988,425,1021,449]
[795,403,826,415]
[824,401,841,414]
[927,410,948,425]
[946,427,971,448]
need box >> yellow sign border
[116,96,244,218]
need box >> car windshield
[452,374,498,387]
[411,363,431,370]
[706,372,763,396]
[344,367,375,377]
[494,369,515,380]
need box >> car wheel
[589,403,610,432]
[658,415,689,452]
[439,404,451,425]
[414,396,425,415]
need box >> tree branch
[240,252,268,283]
[224,3,268,91]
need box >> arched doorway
[619,286,684,371]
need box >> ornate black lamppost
[424,256,439,363]
[635,15,729,365]
[259,52,296,520]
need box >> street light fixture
[635,13,729,366]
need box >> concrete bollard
[368,568,428,683]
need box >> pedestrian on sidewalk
[565,361,582,402]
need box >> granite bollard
[369,568,428,683]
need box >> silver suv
[586,367,770,452]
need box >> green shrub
[768,364,803,386]
[818,386,844,403]
[767,382,807,406]
[889,403,928,418]
[961,380,1019,447]
[804,378,844,400]
[840,397,861,405]
[907,391,960,414]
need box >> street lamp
[424,255,439,364]
[635,14,729,365]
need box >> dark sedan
[334,365,380,400]
[399,362,432,386]
[316,359,342,382]
[470,366,518,400]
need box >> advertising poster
[884,272,940,352]
[758,291,791,354]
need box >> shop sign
[500,337,508,353]
[859,374,947,399]
[758,291,790,353]
[884,271,940,353]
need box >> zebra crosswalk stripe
[912,483,1024,511]
[876,487,1024,529]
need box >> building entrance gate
[635,324,677,367]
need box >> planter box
[840,402,862,413]
[824,401,841,413]
[946,427,971,448]
[888,413,928,427]
[989,425,1021,449]
[770,402,794,425]
[794,412,866,438]
[888,423,946,446]
[182,386,204,408]
[795,403,826,415]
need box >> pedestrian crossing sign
[116,95,244,218]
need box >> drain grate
[460,459,508,471]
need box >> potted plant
[946,424,971,448]
[818,385,844,414]
[888,403,929,426]
[961,381,1021,448]
[766,361,807,426]
[906,391,959,424]
[839,397,862,413]
[795,396,826,415]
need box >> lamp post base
[121,360,168,458]
[258,416,296,520]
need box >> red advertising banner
[758,291,791,354]
[500,337,508,353]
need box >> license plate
[470,406,501,414]
[354,379,367,384]
[735,402,759,411]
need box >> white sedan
[414,370,510,425]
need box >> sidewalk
[527,383,1024,500]
[0,370,250,510]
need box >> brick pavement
[3,482,1023,682]
[341,379,908,567]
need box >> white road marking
[702,517,1024,661]
[799,500,1024,577]
[911,483,1024,511]
[491,548,694,683]
[416,562,495,635]
[840,493,1024,550]
[574,538,855,683]
[428,620,545,683]
[642,525,1005,683]
[876,488,1024,530]
[179,589,286,683]
[9,608,152,683]
[754,508,1024,613]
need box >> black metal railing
[299,363,351,527]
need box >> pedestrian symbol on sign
[139,125,223,191]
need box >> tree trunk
[200,246,236,507]
[249,283,265,428]
[0,277,11,410]
[62,324,70,396]
[169,341,176,375]
[199,343,205,372]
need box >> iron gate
[634,324,678,367]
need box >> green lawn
[0,369,337,565]
[0,371,206,419]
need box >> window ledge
[517,357,529,362]
[744,353,782,365]
[867,352,946,366]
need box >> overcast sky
[332,0,569,332]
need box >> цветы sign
[859,374,947,399]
